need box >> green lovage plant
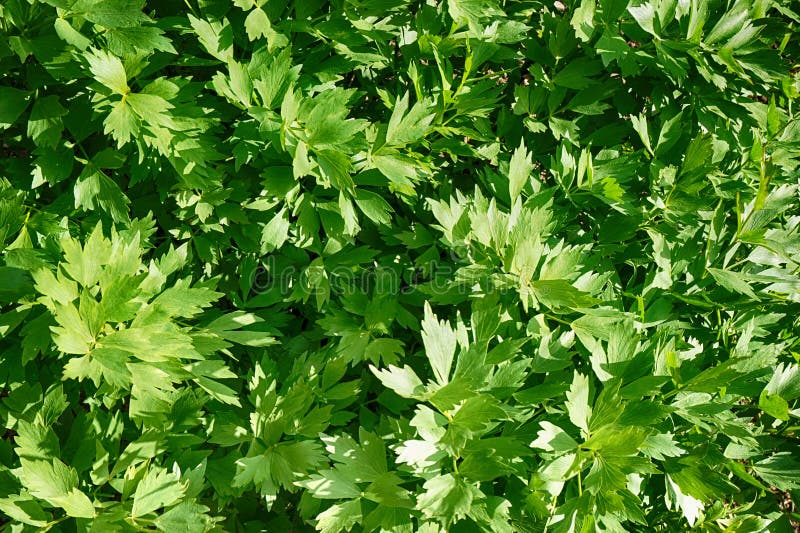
[1,0,800,531]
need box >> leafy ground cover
[1,0,800,531]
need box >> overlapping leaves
[1,0,799,531]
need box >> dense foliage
[1,0,800,531]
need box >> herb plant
[1,0,800,531]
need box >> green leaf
[27,96,67,148]
[103,99,138,146]
[0,495,49,527]
[758,390,788,421]
[565,371,591,433]
[74,169,131,223]
[244,8,288,49]
[655,110,683,158]
[297,469,361,499]
[640,433,685,460]
[317,150,354,190]
[705,0,751,45]
[303,89,367,149]
[531,280,599,310]
[71,0,150,29]
[447,0,504,29]
[54,18,91,50]
[764,364,800,401]
[0,86,30,128]
[628,2,656,35]
[752,453,800,491]
[85,49,129,94]
[531,421,578,452]
[666,474,704,527]
[354,189,393,226]
[385,92,435,147]
[59,223,110,287]
[154,279,221,318]
[571,0,596,42]
[450,394,505,431]
[261,207,291,253]
[188,14,234,63]
[132,467,186,517]
[421,302,457,386]
[371,364,425,398]
[707,267,758,300]
[0,266,34,303]
[321,430,387,483]
[154,502,214,533]
[416,474,480,527]
[316,499,362,533]
[105,26,176,55]
[18,459,95,518]
[584,455,627,494]
[508,140,533,202]
[631,113,653,156]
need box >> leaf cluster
[1,0,800,531]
